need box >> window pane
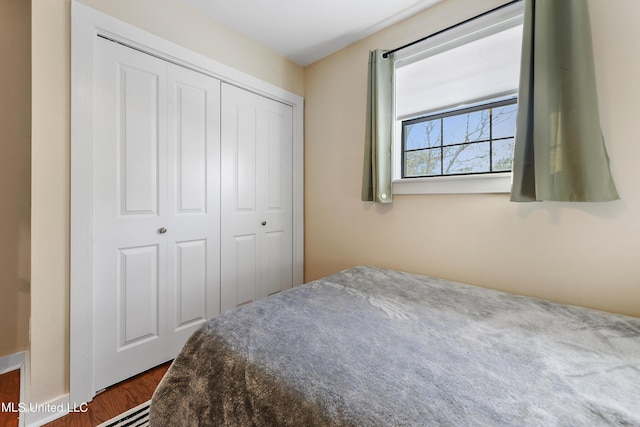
[401,98,516,178]
[443,110,490,145]
[492,138,514,171]
[405,148,441,177]
[405,120,441,150]
[492,104,518,139]
[443,142,490,174]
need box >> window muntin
[402,97,517,178]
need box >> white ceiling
[184,0,443,66]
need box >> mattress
[150,266,640,426]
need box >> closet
[91,36,294,391]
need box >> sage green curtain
[362,49,394,203]
[510,0,619,202]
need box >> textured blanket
[150,266,640,426]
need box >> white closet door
[221,83,293,312]
[93,37,169,390]
[93,37,220,390]
[165,65,221,356]
[260,97,293,298]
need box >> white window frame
[392,1,524,195]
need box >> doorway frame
[70,1,304,405]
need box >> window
[392,2,524,194]
[402,97,517,178]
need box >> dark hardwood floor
[43,362,170,427]
[0,369,20,427]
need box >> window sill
[392,173,512,195]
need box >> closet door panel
[166,65,221,356]
[261,104,293,297]
[234,234,259,306]
[175,85,207,213]
[118,245,161,346]
[119,65,161,215]
[236,105,258,210]
[93,37,168,391]
[221,85,261,311]
[174,239,207,326]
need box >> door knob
[261,221,267,226]
[158,227,167,234]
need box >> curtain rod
[382,0,523,59]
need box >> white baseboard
[23,394,70,427]
[0,350,26,374]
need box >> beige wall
[31,0,303,403]
[78,0,304,96]
[304,0,640,317]
[0,0,31,358]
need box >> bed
[149,266,640,426]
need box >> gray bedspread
[150,266,640,426]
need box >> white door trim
[70,1,304,405]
